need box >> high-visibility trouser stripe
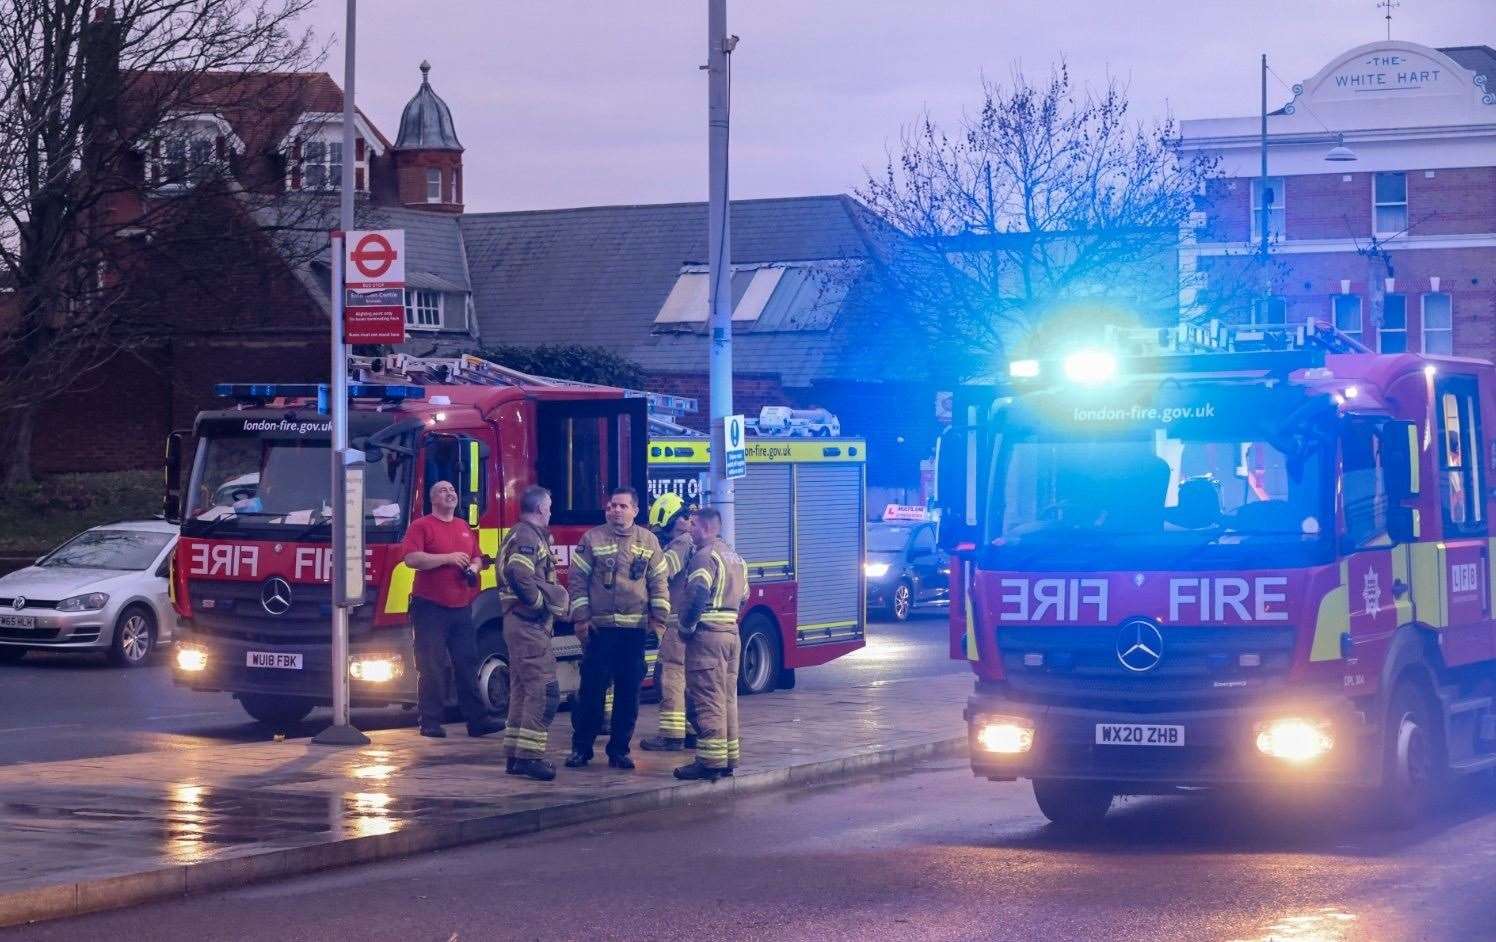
[727,739,741,762]
[658,710,688,734]
[507,727,549,756]
[696,737,729,768]
[604,687,614,712]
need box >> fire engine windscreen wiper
[191,511,277,538]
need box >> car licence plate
[0,614,35,629]
[1095,723,1184,747]
[247,651,303,670]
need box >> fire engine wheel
[738,614,781,696]
[1375,679,1446,828]
[475,630,510,717]
[889,581,914,622]
[108,606,155,667]
[1032,778,1114,830]
[238,693,314,727]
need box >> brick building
[1179,41,1496,355]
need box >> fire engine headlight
[176,644,208,673]
[1009,359,1040,379]
[57,592,110,613]
[1062,348,1118,385]
[1255,717,1334,763]
[350,655,403,684]
[863,561,891,579]
[975,715,1035,755]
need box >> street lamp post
[706,0,736,543]
[313,0,369,747]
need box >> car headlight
[863,562,891,579]
[56,592,110,613]
[176,645,208,672]
[1255,717,1334,763]
[350,655,404,683]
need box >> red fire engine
[936,322,1496,827]
[166,355,864,725]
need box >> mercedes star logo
[1116,618,1165,673]
[261,577,293,616]
[12,597,25,611]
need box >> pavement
[13,756,1496,941]
[0,661,971,929]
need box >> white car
[0,520,179,667]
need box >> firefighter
[640,492,698,752]
[673,507,748,782]
[498,485,569,781]
[565,486,671,769]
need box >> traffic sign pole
[313,0,369,748]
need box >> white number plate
[1095,723,1184,747]
[0,615,36,629]
[247,651,303,670]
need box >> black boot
[512,757,557,781]
[673,761,724,782]
[564,751,591,768]
[639,736,685,752]
[467,719,505,738]
[608,754,635,770]
[505,756,519,774]
[420,724,447,738]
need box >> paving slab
[0,673,972,929]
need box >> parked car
[864,521,950,621]
[0,520,179,667]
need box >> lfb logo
[1361,568,1382,617]
[1451,563,1481,595]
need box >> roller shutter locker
[795,464,864,644]
[733,464,792,580]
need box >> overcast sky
[302,1,1492,213]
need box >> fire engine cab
[935,321,1496,828]
[165,355,862,726]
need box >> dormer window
[301,140,343,191]
[150,128,228,189]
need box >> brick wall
[393,151,463,213]
[647,371,793,434]
[1198,245,1496,357]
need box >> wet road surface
[10,756,1496,941]
[0,613,958,765]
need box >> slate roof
[459,195,910,387]
[1438,45,1496,83]
[375,207,471,293]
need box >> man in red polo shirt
[400,480,504,739]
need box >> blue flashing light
[215,383,426,403]
[1062,349,1118,385]
[349,383,425,401]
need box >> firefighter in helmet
[641,492,698,752]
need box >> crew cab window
[536,399,648,525]
[1342,418,1389,549]
[1435,377,1485,535]
[423,434,488,524]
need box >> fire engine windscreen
[181,415,412,540]
[985,385,1332,570]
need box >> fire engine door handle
[1392,579,1409,598]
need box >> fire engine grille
[996,625,1297,710]
[185,580,378,645]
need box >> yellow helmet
[650,492,696,531]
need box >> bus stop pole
[314,0,369,747]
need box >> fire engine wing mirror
[1381,419,1421,501]
[162,430,189,524]
[934,425,980,552]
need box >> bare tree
[0,0,328,484]
[857,62,1271,383]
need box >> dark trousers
[570,627,647,758]
[411,598,488,728]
